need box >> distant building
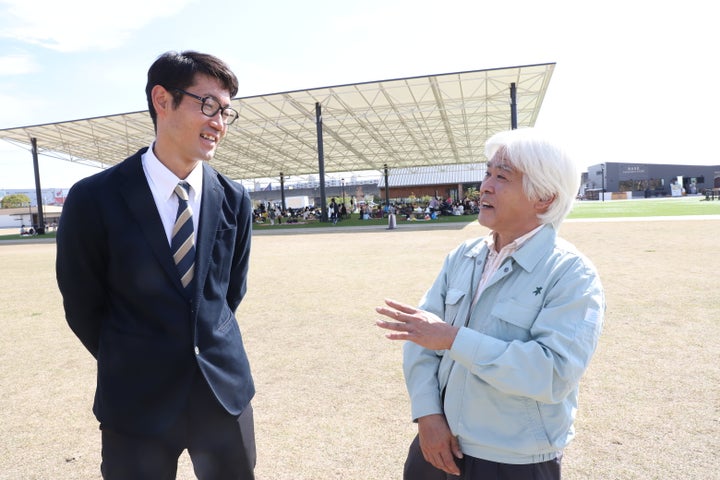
[585,162,720,199]
[0,188,67,229]
[0,205,63,230]
[0,188,67,207]
[378,164,487,202]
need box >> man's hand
[417,414,463,475]
[375,298,459,351]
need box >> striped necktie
[171,181,196,294]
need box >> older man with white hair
[377,128,604,480]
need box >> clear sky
[1,0,718,189]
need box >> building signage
[621,165,647,175]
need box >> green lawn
[0,230,57,241]
[252,196,720,230]
[2,197,719,240]
[251,210,480,230]
[567,196,720,218]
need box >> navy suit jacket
[56,148,255,435]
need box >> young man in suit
[56,51,256,479]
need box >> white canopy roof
[0,62,555,182]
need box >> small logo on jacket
[533,287,543,296]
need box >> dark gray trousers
[100,374,256,480]
[404,434,561,480]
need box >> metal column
[279,172,286,211]
[316,102,328,222]
[384,164,390,208]
[31,137,46,234]
[510,83,517,130]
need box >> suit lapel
[193,163,223,300]
[117,152,186,295]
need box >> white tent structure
[0,62,555,226]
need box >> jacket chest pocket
[444,288,467,326]
[486,300,541,341]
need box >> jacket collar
[510,224,557,272]
[464,224,557,273]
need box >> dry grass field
[0,218,718,479]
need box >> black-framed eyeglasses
[174,89,239,125]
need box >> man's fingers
[450,435,464,459]
[416,414,462,475]
[384,298,418,314]
[375,304,421,325]
[425,450,460,476]
[437,449,461,475]
[375,306,409,323]
[375,319,407,331]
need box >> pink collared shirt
[471,224,545,308]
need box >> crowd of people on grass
[252,195,480,224]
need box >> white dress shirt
[141,144,203,245]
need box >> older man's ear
[534,194,556,214]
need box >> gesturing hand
[375,298,459,351]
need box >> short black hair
[145,51,239,129]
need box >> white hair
[485,128,579,228]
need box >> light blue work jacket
[404,224,604,464]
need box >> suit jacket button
[194,346,200,355]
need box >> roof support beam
[510,82,517,130]
[279,172,286,211]
[0,64,555,181]
[316,102,328,222]
[31,137,46,234]
[429,77,460,162]
[384,163,390,208]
